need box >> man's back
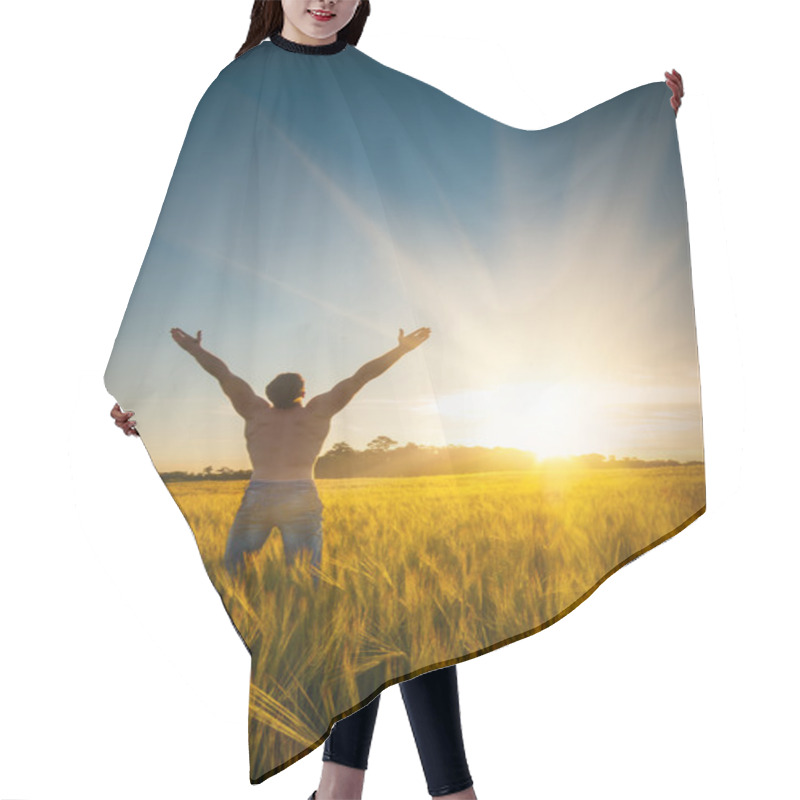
[244,403,333,481]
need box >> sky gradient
[105,45,702,472]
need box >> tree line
[158,437,703,482]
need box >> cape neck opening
[269,31,348,55]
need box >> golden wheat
[165,464,705,778]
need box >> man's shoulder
[306,377,364,418]
[241,397,272,418]
[304,391,337,418]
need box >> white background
[2,1,797,798]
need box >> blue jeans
[223,479,323,587]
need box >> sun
[435,379,612,460]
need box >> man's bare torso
[244,402,332,481]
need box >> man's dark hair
[266,372,305,409]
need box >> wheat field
[165,464,705,781]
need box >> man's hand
[665,69,684,116]
[171,327,203,354]
[397,327,431,353]
[110,402,140,437]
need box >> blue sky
[105,55,702,472]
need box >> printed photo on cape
[104,32,705,783]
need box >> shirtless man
[150,325,430,584]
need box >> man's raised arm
[307,327,431,417]
[170,327,262,417]
[352,327,431,384]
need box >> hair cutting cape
[104,34,705,784]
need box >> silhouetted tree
[327,441,355,457]
[367,435,397,453]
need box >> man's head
[266,372,306,409]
